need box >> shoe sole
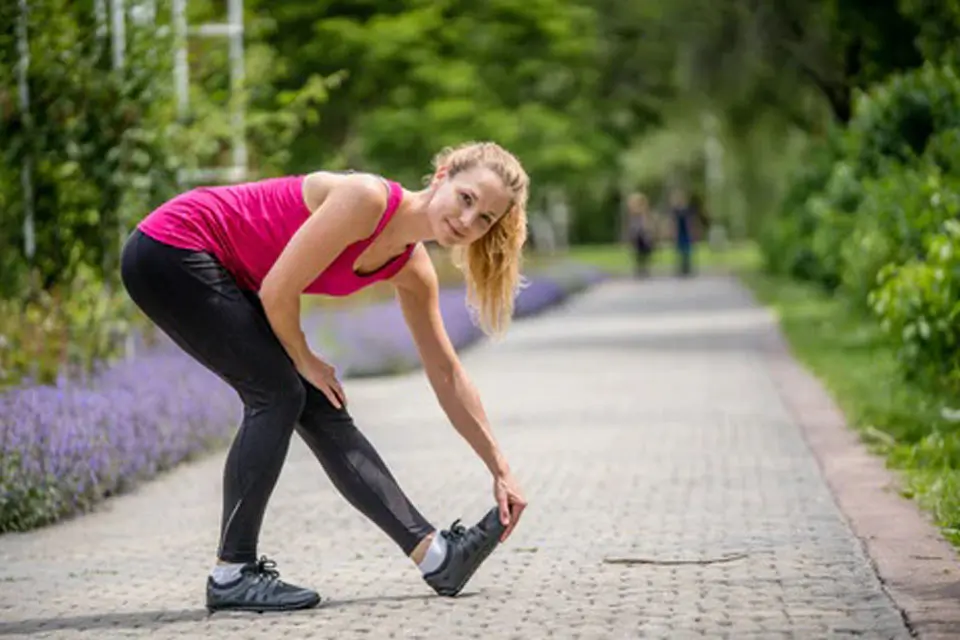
[206,593,322,614]
[433,535,502,597]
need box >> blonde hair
[429,141,530,338]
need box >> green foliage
[252,0,608,179]
[904,469,960,545]
[0,452,66,533]
[182,0,343,177]
[624,0,946,246]
[0,0,186,385]
[847,63,960,175]
[898,0,960,66]
[0,0,185,296]
[247,0,635,243]
[805,160,866,290]
[0,0,341,387]
[756,48,960,547]
[823,0,925,118]
[0,266,140,389]
[840,156,960,307]
[4,0,957,389]
[870,219,960,390]
[759,127,844,281]
[763,63,960,290]
[773,64,960,292]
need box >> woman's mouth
[445,219,464,240]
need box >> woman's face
[427,165,513,247]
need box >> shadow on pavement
[321,591,453,609]
[0,592,465,635]
[511,324,779,354]
[571,276,758,319]
[0,610,210,636]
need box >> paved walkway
[0,276,956,639]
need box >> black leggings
[120,229,434,563]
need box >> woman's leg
[295,375,510,597]
[294,383,435,555]
[119,229,318,612]
[122,228,513,600]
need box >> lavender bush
[0,260,605,532]
[0,349,237,532]
[309,261,607,377]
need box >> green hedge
[0,0,187,387]
[756,61,960,547]
[760,62,960,395]
[0,0,334,389]
[0,0,186,296]
[870,219,960,389]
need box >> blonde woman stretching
[120,141,530,613]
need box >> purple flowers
[1,350,238,532]
[307,263,608,378]
[0,262,605,532]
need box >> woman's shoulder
[301,169,390,214]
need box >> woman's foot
[205,556,321,613]
[421,507,506,597]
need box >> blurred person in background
[625,192,656,278]
[667,187,709,277]
[120,141,529,614]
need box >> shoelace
[254,556,281,580]
[445,519,468,543]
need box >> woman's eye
[460,192,473,206]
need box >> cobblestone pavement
[0,276,919,639]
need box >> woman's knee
[241,370,307,419]
[274,375,307,419]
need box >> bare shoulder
[392,243,439,298]
[302,171,388,234]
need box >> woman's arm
[392,245,527,538]
[259,175,384,406]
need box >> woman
[625,192,655,278]
[120,141,530,613]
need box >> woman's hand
[493,469,527,542]
[297,352,346,409]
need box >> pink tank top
[137,175,416,296]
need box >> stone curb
[760,305,960,639]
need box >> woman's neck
[384,187,437,247]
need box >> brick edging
[763,328,960,640]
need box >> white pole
[95,0,107,58]
[110,0,125,70]
[702,111,727,245]
[17,0,35,262]
[228,0,247,173]
[172,0,188,119]
[130,0,155,25]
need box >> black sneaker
[423,506,507,597]
[205,556,321,613]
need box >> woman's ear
[431,165,449,187]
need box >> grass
[567,240,762,277]
[740,270,960,546]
